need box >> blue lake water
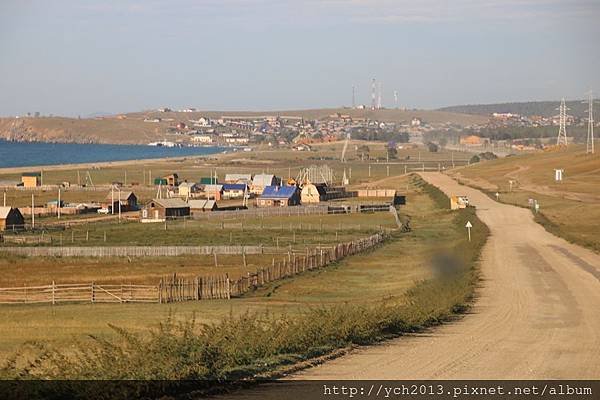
[0,140,226,168]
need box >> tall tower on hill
[371,78,376,110]
[583,91,595,154]
[556,98,569,147]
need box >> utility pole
[118,189,122,222]
[31,193,35,229]
[377,82,382,110]
[352,85,356,109]
[583,90,595,154]
[556,98,569,147]
[58,188,61,219]
[111,186,114,214]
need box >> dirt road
[293,172,600,379]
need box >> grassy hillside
[0,108,486,145]
[0,116,170,144]
[439,100,600,118]
[449,144,600,251]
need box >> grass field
[449,144,600,252]
[0,174,478,359]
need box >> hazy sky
[1,0,599,116]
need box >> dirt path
[290,172,600,379]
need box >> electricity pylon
[583,90,595,154]
[556,98,569,147]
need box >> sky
[1,0,599,117]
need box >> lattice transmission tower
[583,90,595,154]
[556,98,569,147]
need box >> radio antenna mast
[371,78,376,110]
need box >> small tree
[386,146,398,160]
[358,145,370,160]
[427,142,439,153]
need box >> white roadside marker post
[465,221,472,242]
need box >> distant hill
[438,101,599,118]
[127,108,486,125]
[0,108,486,145]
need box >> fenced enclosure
[0,232,386,305]
[0,283,158,304]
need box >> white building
[192,135,213,144]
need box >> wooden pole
[31,193,35,229]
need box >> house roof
[150,198,190,209]
[252,174,275,186]
[105,191,135,201]
[22,172,41,177]
[188,199,217,209]
[199,177,218,184]
[222,183,247,191]
[224,174,252,182]
[0,207,15,219]
[178,182,196,189]
[261,185,297,199]
[203,184,223,191]
[188,199,207,209]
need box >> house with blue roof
[257,185,300,207]
[222,183,248,199]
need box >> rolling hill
[438,100,600,118]
[0,108,487,145]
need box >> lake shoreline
[0,140,232,174]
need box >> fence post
[91,282,95,303]
[158,279,162,303]
[226,273,231,299]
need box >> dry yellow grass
[449,144,600,251]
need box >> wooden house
[141,198,190,221]
[21,172,41,188]
[251,174,280,195]
[188,199,217,213]
[300,182,326,203]
[163,173,179,186]
[199,184,223,200]
[257,185,300,207]
[224,174,252,185]
[0,207,25,231]
[222,183,247,199]
[178,182,197,198]
[103,191,138,212]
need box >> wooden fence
[0,282,158,304]
[159,232,386,302]
[0,245,278,257]
[0,232,386,305]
